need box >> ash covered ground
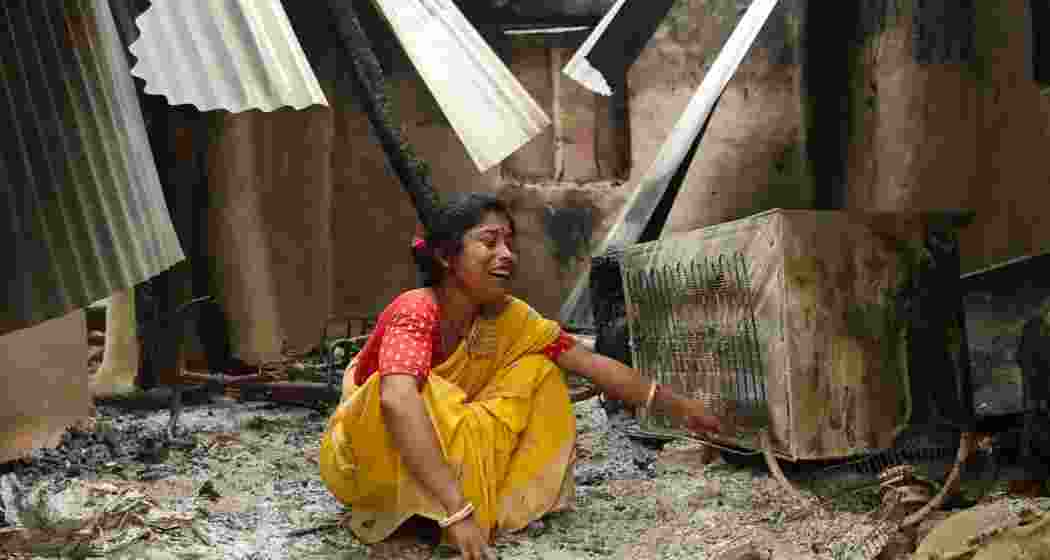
[2,394,1048,560]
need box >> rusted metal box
[620,209,974,461]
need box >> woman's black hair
[412,192,515,288]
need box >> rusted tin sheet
[0,310,91,464]
[621,208,971,461]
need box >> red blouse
[352,289,576,387]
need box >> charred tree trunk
[325,0,442,234]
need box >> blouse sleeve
[541,329,577,361]
[378,298,438,384]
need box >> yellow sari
[318,297,577,544]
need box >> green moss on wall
[665,0,739,41]
[543,204,596,269]
[843,294,911,425]
[844,34,872,148]
[738,142,816,217]
[784,11,802,50]
[664,0,693,39]
[969,1,1008,90]
[1039,298,1050,337]
[895,0,914,21]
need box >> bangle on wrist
[439,502,475,528]
[644,381,658,414]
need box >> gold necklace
[439,317,473,356]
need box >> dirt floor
[2,392,1049,560]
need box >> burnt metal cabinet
[620,209,975,461]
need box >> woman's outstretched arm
[555,345,721,434]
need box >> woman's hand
[675,397,723,436]
[556,346,728,437]
[446,514,495,560]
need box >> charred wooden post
[325,0,442,233]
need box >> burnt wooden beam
[912,0,976,65]
[1032,0,1050,86]
[325,0,442,233]
[801,0,862,210]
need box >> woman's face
[444,211,517,305]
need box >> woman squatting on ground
[319,193,725,559]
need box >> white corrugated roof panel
[128,0,329,113]
[370,0,551,173]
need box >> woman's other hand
[446,513,495,560]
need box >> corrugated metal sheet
[562,0,624,96]
[0,0,185,337]
[606,0,780,251]
[128,0,329,113]
[371,0,552,173]
[558,0,780,327]
[563,0,675,96]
